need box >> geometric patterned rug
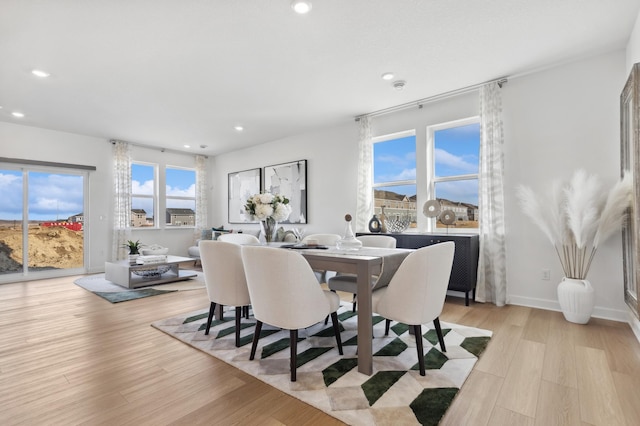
[74,271,204,303]
[151,304,492,425]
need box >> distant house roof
[166,208,195,215]
[132,209,146,214]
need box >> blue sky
[0,170,84,221]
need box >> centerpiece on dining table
[244,192,292,243]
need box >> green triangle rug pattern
[151,305,492,426]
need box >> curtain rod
[355,77,508,121]
[109,139,208,158]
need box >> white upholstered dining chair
[372,241,455,376]
[217,233,260,245]
[199,240,252,347]
[328,235,397,312]
[241,245,343,382]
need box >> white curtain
[112,140,132,261]
[194,154,208,241]
[476,82,507,306]
[355,116,373,232]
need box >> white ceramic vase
[557,277,595,324]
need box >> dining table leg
[356,261,373,375]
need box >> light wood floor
[1,273,639,426]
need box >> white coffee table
[105,255,197,289]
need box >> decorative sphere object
[385,216,410,233]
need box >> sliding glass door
[0,166,86,278]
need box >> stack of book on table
[136,255,168,265]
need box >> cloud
[435,148,477,173]
[378,168,416,182]
[166,183,196,197]
[0,172,83,220]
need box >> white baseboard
[507,295,630,323]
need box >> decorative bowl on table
[140,245,169,256]
[385,216,411,233]
[132,264,171,278]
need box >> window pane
[434,123,480,177]
[434,179,478,229]
[0,170,23,274]
[166,167,196,226]
[132,163,154,195]
[373,185,417,229]
[166,168,195,197]
[28,172,84,271]
[373,135,416,184]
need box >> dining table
[294,246,413,375]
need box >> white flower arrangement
[244,192,291,222]
[517,169,632,280]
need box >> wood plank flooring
[1,273,639,425]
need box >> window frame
[164,165,196,228]
[372,129,418,228]
[131,161,158,228]
[426,116,480,233]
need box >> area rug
[151,304,492,425]
[74,271,205,303]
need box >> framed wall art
[621,62,640,319]
[228,168,261,223]
[263,160,307,224]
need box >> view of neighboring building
[373,189,478,229]
[165,208,195,226]
[131,209,147,227]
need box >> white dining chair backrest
[199,240,251,306]
[217,233,260,245]
[356,235,397,248]
[241,246,333,329]
[374,241,454,326]
[301,233,341,247]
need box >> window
[165,166,196,227]
[372,131,417,228]
[0,165,86,277]
[428,117,480,230]
[131,162,156,227]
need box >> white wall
[0,122,112,274]
[213,50,631,321]
[503,50,628,320]
[0,122,201,278]
[211,123,359,236]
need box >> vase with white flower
[244,192,292,243]
[517,169,632,324]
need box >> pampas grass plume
[518,170,632,279]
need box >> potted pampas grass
[517,169,632,323]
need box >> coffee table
[105,255,197,289]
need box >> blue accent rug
[74,272,204,303]
[151,304,492,425]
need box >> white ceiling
[1,0,639,156]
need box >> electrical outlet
[542,269,551,280]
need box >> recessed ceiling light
[234,126,244,131]
[381,72,394,80]
[184,144,191,148]
[291,0,312,14]
[32,69,50,78]
[12,112,25,118]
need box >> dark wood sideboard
[357,232,479,305]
